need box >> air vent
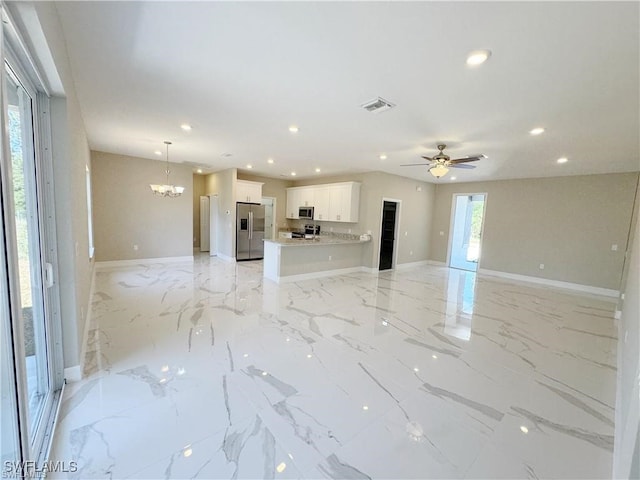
[361,97,396,113]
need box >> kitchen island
[263,235,370,283]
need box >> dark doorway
[379,201,398,270]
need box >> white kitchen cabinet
[236,180,263,203]
[286,182,360,223]
[286,188,303,219]
[328,182,360,223]
[313,186,329,221]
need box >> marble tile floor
[49,254,619,479]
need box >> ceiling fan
[401,144,486,178]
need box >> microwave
[299,206,314,219]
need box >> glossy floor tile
[49,255,618,479]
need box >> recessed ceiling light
[180,124,192,131]
[466,49,491,66]
[289,125,299,133]
[530,127,545,136]
[154,150,162,156]
[557,157,568,164]
[520,426,529,434]
[450,176,457,180]
[246,164,253,169]
[196,168,203,174]
[379,154,387,160]
[267,158,274,164]
[291,172,297,176]
[432,354,438,359]
[362,405,369,411]
[315,168,321,173]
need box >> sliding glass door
[0,7,64,469]
[5,65,49,434]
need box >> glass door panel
[5,67,48,433]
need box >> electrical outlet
[439,231,444,236]
[611,244,618,251]
[621,293,625,300]
[404,231,408,236]
[410,251,413,256]
[348,229,351,233]
[134,244,139,251]
[539,263,545,270]
[329,255,332,261]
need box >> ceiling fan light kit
[430,164,449,178]
[150,141,185,197]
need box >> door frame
[446,192,488,271]
[377,197,402,270]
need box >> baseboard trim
[95,256,194,268]
[360,267,379,274]
[216,253,236,262]
[395,260,430,270]
[63,365,82,383]
[427,260,447,267]
[478,268,619,298]
[268,266,366,284]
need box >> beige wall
[430,172,639,290]
[237,172,292,230]
[193,174,206,248]
[91,151,193,261]
[292,171,435,269]
[204,168,237,258]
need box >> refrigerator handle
[249,211,253,240]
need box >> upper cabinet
[286,182,360,223]
[286,188,303,219]
[236,180,263,203]
[327,183,360,223]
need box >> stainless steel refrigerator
[236,202,265,260]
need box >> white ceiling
[54,1,639,183]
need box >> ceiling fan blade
[421,156,434,161]
[450,164,476,169]
[400,163,432,167]
[449,155,485,164]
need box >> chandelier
[149,141,185,197]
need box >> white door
[449,194,486,272]
[200,196,210,252]
[261,197,275,240]
[209,195,218,257]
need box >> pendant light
[149,141,185,197]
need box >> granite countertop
[265,236,370,247]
